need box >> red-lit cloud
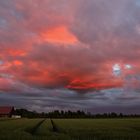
[0,0,140,93]
[41,25,78,44]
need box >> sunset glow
[41,26,78,44]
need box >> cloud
[0,86,140,113]
[0,0,140,112]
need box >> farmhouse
[0,106,15,118]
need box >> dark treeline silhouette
[14,109,140,118]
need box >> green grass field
[0,118,140,140]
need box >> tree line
[14,108,140,118]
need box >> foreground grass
[0,118,139,140]
[54,118,140,140]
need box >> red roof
[0,106,14,115]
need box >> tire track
[27,119,46,135]
[50,119,59,132]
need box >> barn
[0,106,15,118]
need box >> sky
[0,0,140,113]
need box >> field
[0,118,140,140]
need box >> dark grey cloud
[0,78,140,113]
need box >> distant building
[11,115,21,119]
[0,106,15,118]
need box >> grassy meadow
[0,118,140,140]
